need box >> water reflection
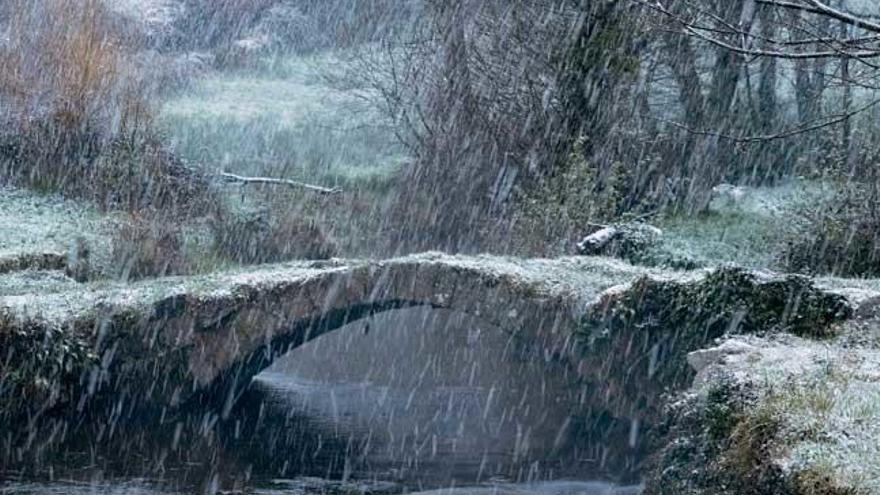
[1,308,642,494]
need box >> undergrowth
[0,0,212,213]
[782,181,880,277]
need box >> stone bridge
[1,250,856,427]
[1,253,668,418]
[1,252,873,490]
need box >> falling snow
[3,1,880,494]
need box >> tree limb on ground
[577,226,622,255]
[219,172,342,195]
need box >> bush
[511,138,634,256]
[781,185,880,277]
[0,0,143,137]
[210,205,338,264]
[94,137,214,212]
[111,214,191,281]
[0,0,210,212]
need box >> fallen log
[576,226,621,255]
[576,222,663,257]
[219,172,342,195]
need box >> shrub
[93,137,214,212]
[511,138,634,256]
[111,214,191,281]
[792,467,863,495]
[0,0,141,138]
[781,184,880,277]
[210,205,338,264]
[0,313,97,423]
[0,0,210,212]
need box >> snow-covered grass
[159,51,404,190]
[691,330,880,493]
[781,374,880,493]
[762,343,880,492]
[0,186,229,281]
[655,180,838,270]
[0,186,120,268]
[157,50,407,257]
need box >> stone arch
[131,257,583,413]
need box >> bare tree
[636,0,880,173]
[351,0,645,250]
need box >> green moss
[0,314,98,422]
[645,380,786,495]
[792,467,864,495]
[704,378,745,444]
[587,267,849,345]
[645,355,877,495]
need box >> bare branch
[685,25,880,59]
[219,172,342,195]
[657,97,880,143]
[756,0,880,34]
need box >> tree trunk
[681,0,748,209]
[757,5,777,134]
[556,0,641,157]
[840,17,853,171]
[664,31,705,130]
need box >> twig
[219,172,342,195]
[685,25,880,59]
[757,0,880,34]
[626,208,661,223]
[655,97,880,143]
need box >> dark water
[0,308,642,494]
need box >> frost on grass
[159,50,405,185]
[650,322,880,495]
[655,180,838,270]
[0,186,120,276]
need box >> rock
[709,183,749,211]
[576,222,701,269]
[233,36,269,53]
[577,265,851,428]
[645,306,880,495]
[687,340,758,375]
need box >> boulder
[709,183,749,211]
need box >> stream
[1,308,642,494]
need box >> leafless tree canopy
[331,0,880,249]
